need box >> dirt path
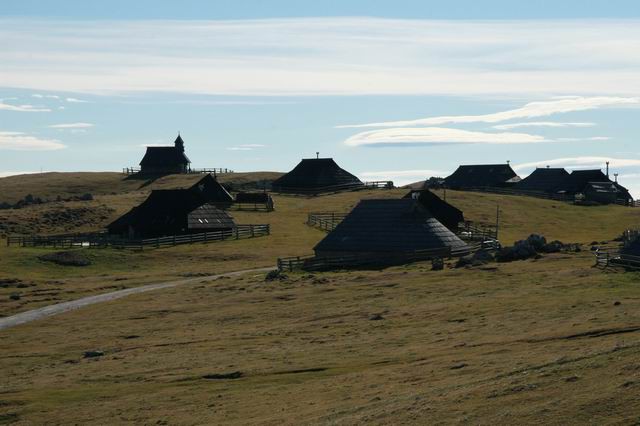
[0,267,273,331]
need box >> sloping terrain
[1,172,640,424]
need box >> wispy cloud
[65,97,88,103]
[0,100,51,112]
[48,122,94,129]
[227,144,266,151]
[344,127,546,147]
[514,156,640,171]
[0,131,65,150]
[32,94,60,99]
[2,18,640,96]
[338,97,639,128]
[492,121,596,130]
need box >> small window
[198,218,203,223]
[204,218,209,223]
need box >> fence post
[251,225,255,238]
[235,228,239,239]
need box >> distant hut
[235,192,274,210]
[272,157,363,194]
[139,134,191,174]
[444,164,519,190]
[402,189,464,230]
[107,174,233,238]
[582,182,619,205]
[313,199,469,259]
[555,169,633,204]
[515,167,570,193]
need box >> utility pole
[495,204,500,240]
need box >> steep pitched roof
[189,174,233,203]
[272,158,363,191]
[139,146,191,167]
[187,204,235,230]
[515,167,570,193]
[561,169,610,193]
[402,189,464,230]
[314,199,469,254]
[444,164,518,189]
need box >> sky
[1,1,640,194]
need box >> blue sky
[2,1,640,194]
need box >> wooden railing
[451,186,637,207]
[273,181,394,196]
[307,212,348,232]
[6,224,269,250]
[594,248,640,271]
[229,202,274,212]
[122,167,233,176]
[276,240,498,272]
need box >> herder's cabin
[272,157,363,194]
[515,167,570,193]
[402,189,464,230]
[444,164,519,190]
[107,174,234,238]
[313,199,469,260]
[139,134,191,175]
[562,169,632,204]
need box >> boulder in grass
[431,257,444,271]
[38,251,92,267]
[455,249,495,268]
[496,240,537,262]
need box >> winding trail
[0,266,273,331]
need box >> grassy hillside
[0,171,283,205]
[1,173,640,423]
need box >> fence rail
[6,224,269,250]
[122,167,234,176]
[273,181,394,196]
[277,240,498,272]
[229,202,274,212]
[594,249,640,271]
[451,186,637,207]
[307,212,348,232]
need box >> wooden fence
[277,240,499,272]
[453,186,638,207]
[594,248,640,271]
[229,202,274,212]
[6,224,269,251]
[306,212,348,232]
[122,167,233,176]
[273,181,394,196]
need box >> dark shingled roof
[107,174,233,237]
[515,167,570,193]
[139,135,191,168]
[272,158,363,192]
[444,164,518,189]
[187,204,235,230]
[314,199,469,254]
[561,169,610,193]
[402,189,464,230]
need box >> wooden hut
[402,189,464,230]
[272,157,363,194]
[107,174,233,238]
[444,164,519,190]
[582,182,619,205]
[515,167,570,193]
[313,199,469,259]
[139,134,191,174]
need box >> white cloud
[48,122,94,129]
[1,18,640,96]
[492,121,596,130]
[338,97,639,128]
[227,144,266,151]
[0,100,51,112]
[514,156,640,172]
[65,97,88,103]
[344,127,546,147]
[0,131,66,151]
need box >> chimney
[316,151,319,159]
[606,161,610,178]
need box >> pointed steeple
[174,133,185,153]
